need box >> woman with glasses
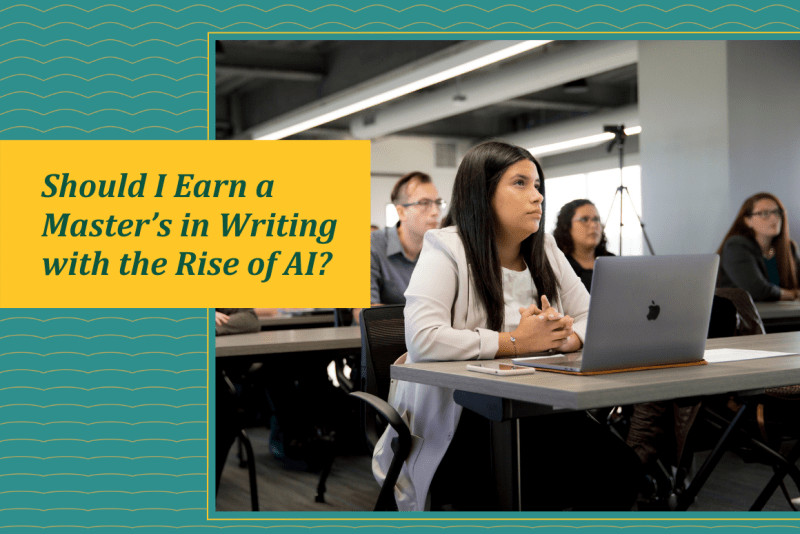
[717,192,800,301]
[552,199,614,291]
[372,141,641,511]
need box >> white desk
[392,332,800,510]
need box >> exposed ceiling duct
[243,40,550,140]
[349,40,638,140]
[502,104,639,156]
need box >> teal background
[1,1,800,531]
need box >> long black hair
[442,140,559,332]
[553,198,610,257]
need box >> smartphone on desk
[466,363,536,376]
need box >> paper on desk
[704,348,793,363]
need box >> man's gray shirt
[371,225,417,304]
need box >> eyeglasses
[750,209,782,220]
[572,216,602,225]
[401,199,447,211]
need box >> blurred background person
[717,192,800,301]
[355,171,444,324]
[553,199,614,291]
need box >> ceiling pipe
[349,40,637,140]
[244,41,550,140]
[502,104,639,157]
[216,65,324,83]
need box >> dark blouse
[765,256,781,286]
[566,252,615,292]
[717,235,800,301]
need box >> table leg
[490,418,521,511]
[750,437,800,511]
[676,398,752,511]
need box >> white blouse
[502,266,536,332]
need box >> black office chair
[349,304,412,511]
[333,308,357,393]
[216,370,260,511]
[697,288,800,510]
[313,308,357,504]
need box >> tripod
[603,125,655,256]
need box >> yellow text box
[0,140,371,308]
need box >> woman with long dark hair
[372,141,641,511]
[553,199,613,291]
[717,192,800,301]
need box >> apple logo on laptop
[647,301,660,321]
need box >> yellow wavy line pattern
[0,38,207,47]
[0,490,205,495]
[0,352,205,356]
[248,21,800,31]
[0,525,788,528]
[0,456,204,460]
[0,109,206,116]
[0,404,205,408]
[0,20,798,31]
[0,317,205,322]
[0,508,205,512]
[0,334,205,339]
[0,438,205,443]
[0,126,206,133]
[0,528,788,530]
[0,91,207,99]
[0,386,206,394]
[0,3,797,14]
[0,527,785,529]
[0,370,206,374]
[0,528,784,530]
[0,56,206,65]
[0,473,206,480]
[0,421,205,425]
[0,74,206,82]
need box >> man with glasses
[369,171,445,309]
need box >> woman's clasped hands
[512,295,581,353]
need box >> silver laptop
[513,254,719,374]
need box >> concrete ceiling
[214,40,639,144]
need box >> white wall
[638,41,732,255]
[369,135,472,227]
[637,40,800,255]
[727,41,800,243]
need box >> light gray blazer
[371,226,590,511]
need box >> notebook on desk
[513,254,719,375]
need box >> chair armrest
[350,391,412,511]
[350,392,409,440]
[335,358,355,394]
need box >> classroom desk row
[257,311,336,330]
[215,324,800,511]
[755,301,800,333]
[216,325,360,358]
[392,330,800,511]
[249,302,799,333]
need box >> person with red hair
[717,192,800,301]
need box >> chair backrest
[334,308,353,327]
[359,305,406,450]
[714,288,766,336]
[360,304,407,401]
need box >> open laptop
[512,254,719,374]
